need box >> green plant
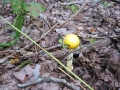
[101,1,113,9]
[0,16,94,90]
[58,38,68,48]
[0,0,24,48]
[0,0,46,48]
[66,5,79,13]
[87,37,96,44]
[10,0,24,14]
[24,2,46,18]
[18,60,31,71]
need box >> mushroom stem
[67,50,73,72]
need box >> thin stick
[58,67,75,82]
[80,84,86,90]
[59,1,84,5]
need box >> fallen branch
[17,77,80,90]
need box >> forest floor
[0,0,120,90]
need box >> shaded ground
[0,0,120,90]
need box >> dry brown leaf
[13,64,34,82]
[36,82,59,90]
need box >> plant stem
[67,50,73,72]
[0,16,94,90]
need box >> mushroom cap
[63,34,80,49]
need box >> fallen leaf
[0,57,8,64]
[36,82,59,90]
[13,64,34,82]
[20,50,33,56]
[9,58,19,64]
[32,64,41,80]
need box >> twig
[80,84,86,90]
[17,77,80,90]
[58,0,89,27]
[38,44,62,54]
[45,44,62,51]
[58,67,75,82]
[59,1,84,5]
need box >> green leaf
[10,0,24,14]
[12,13,24,38]
[101,1,113,9]
[58,38,69,48]
[66,5,79,13]
[0,43,11,47]
[18,60,31,71]
[101,2,107,8]
[0,0,24,48]
[24,2,46,18]
[63,44,69,48]
[108,17,113,21]
[87,37,96,44]
[0,38,18,48]
[58,38,63,44]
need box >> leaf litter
[0,0,120,90]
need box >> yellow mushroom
[63,34,80,71]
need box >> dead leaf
[24,74,30,82]
[74,14,83,21]
[9,58,19,64]
[33,21,43,28]
[92,52,101,63]
[36,82,59,90]
[20,50,33,56]
[88,27,97,34]
[82,73,91,81]
[32,64,41,80]
[0,57,8,64]
[56,28,71,35]
[13,64,34,82]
